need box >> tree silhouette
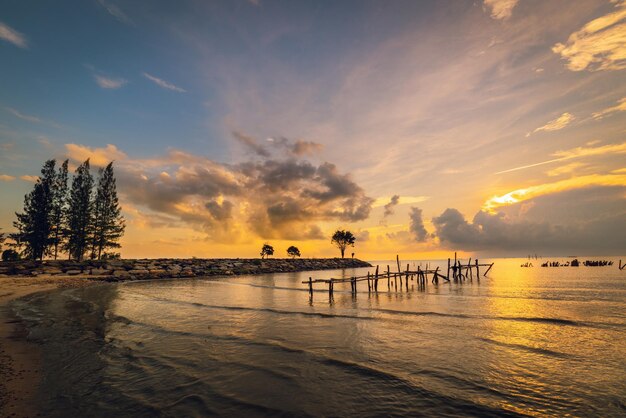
[287,245,301,258]
[260,243,274,259]
[65,159,94,261]
[0,228,5,255]
[331,229,355,258]
[51,159,69,260]
[90,162,125,260]
[12,160,57,260]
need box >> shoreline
[0,276,95,418]
[0,258,371,417]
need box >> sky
[0,0,625,259]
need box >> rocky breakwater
[0,258,372,281]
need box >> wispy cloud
[483,0,519,20]
[593,97,626,119]
[0,21,28,48]
[552,1,626,71]
[483,173,626,212]
[372,195,429,208]
[527,112,575,136]
[0,174,15,182]
[142,72,186,93]
[97,0,133,25]
[94,75,127,89]
[20,175,38,183]
[4,107,41,123]
[496,141,626,174]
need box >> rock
[113,270,130,278]
[66,270,82,276]
[128,269,149,275]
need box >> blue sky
[1,0,625,258]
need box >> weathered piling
[484,263,494,276]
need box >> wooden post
[475,259,480,277]
[375,265,379,291]
[308,277,313,298]
[433,266,439,284]
[447,258,450,281]
[367,272,371,292]
[467,258,472,280]
[396,255,401,290]
[484,263,494,276]
[387,265,391,289]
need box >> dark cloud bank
[431,186,626,255]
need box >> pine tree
[65,159,94,261]
[51,159,69,259]
[90,162,125,260]
[12,160,57,260]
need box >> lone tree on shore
[90,162,125,260]
[287,246,301,259]
[260,243,274,259]
[65,159,94,261]
[12,160,57,260]
[331,229,355,258]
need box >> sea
[10,257,626,417]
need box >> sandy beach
[0,276,94,418]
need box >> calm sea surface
[12,258,626,417]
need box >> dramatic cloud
[483,0,519,20]
[496,141,626,174]
[0,174,15,181]
[552,1,626,71]
[383,195,400,217]
[65,143,128,166]
[142,72,186,93]
[528,112,575,136]
[110,142,374,241]
[94,75,127,89]
[0,21,28,48]
[593,97,626,119]
[433,185,626,254]
[19,175,38,182]
[409,207,428,242]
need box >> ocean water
[11,258,626,417]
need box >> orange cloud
[553,1,626,71]
[483,173,626,212]
[527,112,575,137]
[65,143,128,167]
[593,97,626,119]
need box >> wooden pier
[303,253,494,299]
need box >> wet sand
[0,276,95,418]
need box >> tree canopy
[260,243,274,259]
[331,229,355,258]
[287,245,301,258]
[7,158,125,261]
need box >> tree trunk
[341,248,345,258]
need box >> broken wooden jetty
[302,253,494,299]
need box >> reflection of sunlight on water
[22,257,626,417]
